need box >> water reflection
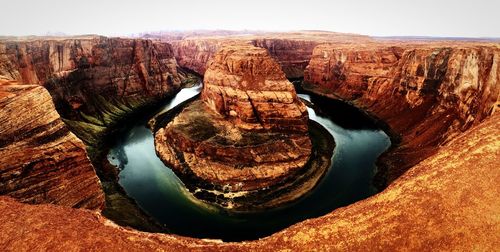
[107,86,391,241]
[157,84,202,114]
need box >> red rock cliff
[170,38,228,76]
[202,45,309,132]
[251,38,323,79]
[169,31,371,78]
[0,80,104,209]
[304,42,500,186]
[1,112,498,251]
[153,45,320,210]
[0,37,195,145]
[0,37,196,211]
[0,37,182,92]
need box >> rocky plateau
[0,31,498,251]
[168,31,371,78]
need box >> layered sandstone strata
[170,38,230,76]
[1,112,498,251]
[0,37,196,225]
[251,38,324,79]
[0,80,104,209]
[154,45,319,210]
[0,37,196,146]
[0,32,498,251]
[202,45,310,132]
[169,31,371,78]
[304,42,500,187]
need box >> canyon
[0,37,198,147]
[167,33,499,187]
[303,42,500,187]
[0,31,498,250]
[153,44,331,210]
[0,112,498,250]
[0,36,198,228]
[168,31,371,79]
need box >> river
[107,84,390,241]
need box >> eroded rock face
[155,100,312,191]
[1,112,498,251]
[0,80,104,209]
[0,36,198,219]
[202,45,309,132]
[0,37,183,94]
[0,37,196,146]
[169,31,372,78]
[170,38,228,76]
[154,45,321,210]
[304,43,500,187]
[251,39,324,79]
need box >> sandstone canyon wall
[169,31,371,78]
[251,38,324,79]
[1,112,498,251]
[304,42,500,186]
[170,38,230,76]
[0,37,197,146]
[153,45,326,210]
[0,37,196,212]
[0,80,104,209]
[202,45,309,132]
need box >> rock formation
[0,36,201,231]
[169,31,372,78]
[0,37,198,146]
[0,112,498,251]
[251,39,321,79]
[0,79,104,209]
[153,45,331,210]
[0,32,499,250]
[304,42,500,187]
[170,38,228,76]
[202,45,309,132]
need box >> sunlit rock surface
[304,42,500,187]
[202,45,309,132]
[0,112,498,251]
[0,37,197,146]
[169,31,372,78]
[0,79,104,209]
[154,45,320,210]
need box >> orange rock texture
[202,45,309,132]
[0,80,104,209]
[0,32,499,250]
[0,37,193,145]
[0,112,498,251]
[304,42,500,187]
[0,36,194,211]
[0,36,196,212]
[169,31,371,78]
[0,37,183,95]
[154,45,315,209]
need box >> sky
[1,0,499,37]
